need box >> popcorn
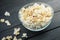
[0,19,5,22]
[5,20,11,26]
[4,11,10,16]
[6,36,12,40]
[19,3,53,29]
[2,37,6,40]
[22,33,27,38]
[14,28,20,36]
[2,36,12,40]
[0,19,11,26]
[40,4,45,9]
[13,36,17,40]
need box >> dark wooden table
[0,0,60,40]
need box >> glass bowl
[18,2,54,31]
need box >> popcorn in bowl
[18,2,54,31]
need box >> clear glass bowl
[18,2,54,31]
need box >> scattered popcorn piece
[22,33,28,38]
[5,20,11,26]
[0,19,5,22]
[6,35,12,40]
[14,28,20,36]
[13,36,17,40]
[18,38,22,40]
[4,11,10,16]
[2,37,6,40]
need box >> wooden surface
[0,0,60,40]
[28,27,60,40]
